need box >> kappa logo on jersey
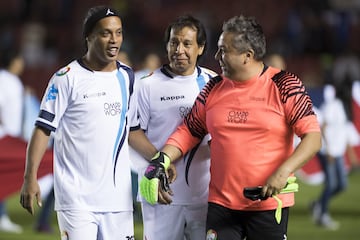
[227,110,248,123]
[104,102,122,116]
[160,95,185,101]
[56,66,70,76]
[206,229,217,240]
[83,91,106,99]
[125,236,134,240]
[46,84,59,101]
[250,96,265,102]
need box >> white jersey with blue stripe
[36,60,134,212]
[131,65,217,204]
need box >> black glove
[243,186,269,201]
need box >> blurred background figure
[264,53,287,70]
[134,51,161,80]
[350,80,360,171]
[117,50,133,67]
[310,76,360,230]
[22,86,41,141]
[34,186,54,234]
[0,48,25,234]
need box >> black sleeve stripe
[272,71,305,103]
[39,110,55,122]
[184,110,207,139]
[184,75,222,139]
[197,75,222,105]
[35,121,56,132]
[130,125,141,131]
[272,71,315,125]
[184,142,201,186]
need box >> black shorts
[206,202,289,240]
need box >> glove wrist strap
[151,151,171,170]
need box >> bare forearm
[263,131,322,196]
[128,128,184,162]
[161,144,183,162]
[280,131,322,174]
[129,129,158,160]
[24,127,51,180]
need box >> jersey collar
[160,64,201,78]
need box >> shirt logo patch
[83,92,106,99]
[227,110,248,123]
[250,96,265,101]
[160,95,185,101]
[46,84,59,101]
[55,66,70,76]
[179,106,191,118]
[104,102,122,116]
[206,229,218,240]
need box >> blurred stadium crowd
[1,0,360,102]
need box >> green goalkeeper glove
[139,152,171,205]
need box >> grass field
[1,172,359,240]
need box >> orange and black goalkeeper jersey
[167,66,320,211]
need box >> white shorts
[141,202,207,240]
[57,210,134,240]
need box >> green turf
[1,172,359,239]
[288,171,360,239]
